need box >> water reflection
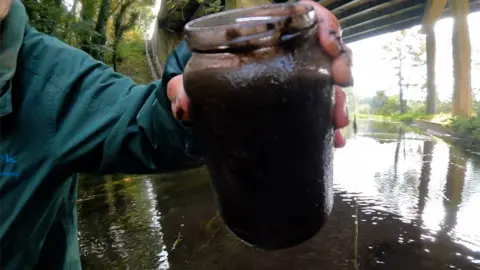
[78,120,480,269]
[78,174,168,269]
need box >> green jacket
[0,1,197,269]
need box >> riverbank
[409,119,480,149]
[357,113,480,149]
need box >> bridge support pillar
[450,0,472,117]
[422,0,447,115]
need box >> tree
[110,0,154,71]
[90,0,111,60]
[23,0,156,65]
[382,28,427,114]
[369,90,401,115]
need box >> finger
[299,0,342,58]
[332,46,354,87]
[171,99,182,120]
[334,129,346,148]
[298,0,354,88]
[180,99,191,121]
[171,103,180,119]
[172,96,192,121]
[334,86,349,129]
[172,103,187,121]
[167,75,184,101]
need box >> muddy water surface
[78,120,480,270]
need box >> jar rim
[184,2,316,52]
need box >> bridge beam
[450,0,472,117]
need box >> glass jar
[183,2,335,250]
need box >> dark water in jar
[184,66,335,250]
[78,120,480,270]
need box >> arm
[22,27,201,175]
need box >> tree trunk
[63,0,79,41]
[398,50,405,114]
[112,46,118,71]
[80,0,96,54]
[111,1,138,71]
[425,23,436,114]
[91,0,111,61]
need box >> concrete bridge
[150,0,479,117]
[317,0,480,43]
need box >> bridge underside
[157,0,480,44]
[325,0,480,44]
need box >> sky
[146,0,162,40]
[347,12,480,101]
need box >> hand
[167,1,353,148]
[167,74,191,121]
[299,0,353,148]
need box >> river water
[77,120,480,270]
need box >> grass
[114,38,153,85]
[356,114,401,122]
[102,30,153,85]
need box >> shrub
[450,116,480,139]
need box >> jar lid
[184,2,316,52]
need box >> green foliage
[368,90,426,116]
[111,36,152,84]
[202,0,223,14]
[370,91,399,115]
[450,116,480,139]
[23,0,155,68]
[23,0,65,35]
[165,0,224,19]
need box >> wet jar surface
[183,3,335,250]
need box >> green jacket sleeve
[157,40,204,158]
[22,27,201,174]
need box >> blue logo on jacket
[0,154,18,177]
